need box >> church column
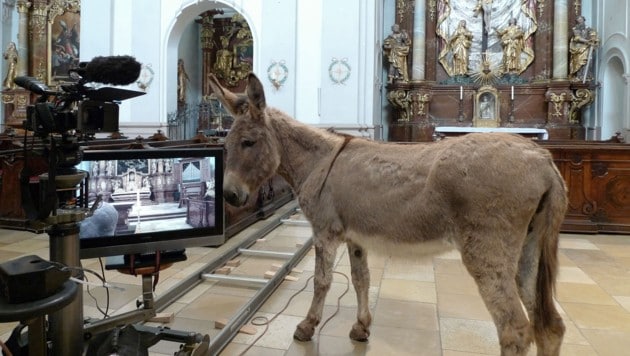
[16,0,31,76]
[552,0,569,79]
[29,0,48,81]
[624,74,630,140]
[411,0,425,80]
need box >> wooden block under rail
[264,270,299,281]
[214,318,257,335]
[148,312,175,324]
[271,263,303,274]
[214,266,233,275]
[225,258,242,267]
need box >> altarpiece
[385,0,598,142]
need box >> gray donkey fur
[209,73,568,356]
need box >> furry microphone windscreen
[83,55,142,86]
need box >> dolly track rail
[149,200,312,354]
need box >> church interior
[0,0,630,355]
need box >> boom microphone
[76,55,142,86]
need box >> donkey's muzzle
[224,188,248,207]
[224,172,250,207]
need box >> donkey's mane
[266,107,346,152]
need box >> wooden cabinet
[540,141,630,234]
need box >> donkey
[209,73,567,356]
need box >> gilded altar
[385,0,598,142]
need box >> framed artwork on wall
[48,7,80,84]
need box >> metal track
[149,199,313,355]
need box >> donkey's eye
[241,139,256,148]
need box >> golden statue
[495,18,525,74]
[2,42,18,90]
[214,37,233,80]
[448,20,473,76]
[177,58,190,103]
[569,16,599,81]
[383,24,411,84]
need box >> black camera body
[25,99,120,137]
[17,55,144,138]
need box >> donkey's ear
[208,74,240,115]
[246,73,266,118]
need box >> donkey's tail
[531,162,567,352]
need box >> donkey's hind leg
[294,236,341,341]
[517,234,564,356]
[347,241,371,341]
[461,244,533,356]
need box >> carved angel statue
[383,24,411,84]
[569,16,599,82]
[2,42,18,90]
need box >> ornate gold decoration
[537,0,546,18]
[16,1,30,14]
[574,0,581,17]
[473,85,500,127]
[470,52,500,85]
[1,93,15,104]
[35,60,46,83]
[428,0,437,22]
[213,13,253,87]
[411,92,430,117]
[569,88,594,124]
[396,0,414,24]
[387,89,411,122]
[548,92,566,118]
[30,2,47,39]
[48,0,80,23]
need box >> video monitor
[76,147,224,259]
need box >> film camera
[11,55,145,224]
[16,55,145,138]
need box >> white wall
[78,0,380,139]
[596,0,630,140]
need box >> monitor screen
[76,147,224,259]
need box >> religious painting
[48,9,80,84]
[233,41,253,68]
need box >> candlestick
[511,86,514,100]
[460,86,463,100]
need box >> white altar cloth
[434,127,549,140]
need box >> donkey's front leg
[347,241,371,341]
[294,237,340,341]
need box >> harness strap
[318,135,353,198]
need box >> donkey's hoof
[349,323,370,342]
[293,322,315,342]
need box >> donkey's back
[319,133,564,249]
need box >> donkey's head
[208,73,281,207]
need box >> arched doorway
[166,3,255,140]
[601,56,625,140]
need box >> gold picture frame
[473,85,500,127]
